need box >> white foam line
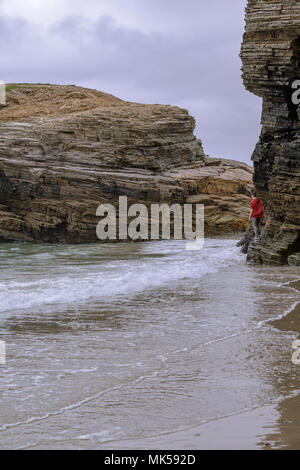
[166,329,252,358]
[87,387,300,448]
[159,300,300,360]
[13,343,300,449]
[16,406,262,450]
[203,330,252,346]
[1,327,253,437]
[16,386,300,450]
[277,279,300,293]
[278,278,300,288]
[257,301,300,328]
[0,366,165,434]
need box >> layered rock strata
[0,84,252,243]
[240,0,300,265]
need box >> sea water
[0,239,299,449]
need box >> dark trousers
[251,217,261,238]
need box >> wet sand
[271,302,300,333]
[99,405,277,450]
[102,277,300,450]
[265,283,300,451]
[0,240,299,450]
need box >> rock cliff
[0,84,252,243]
[240,0,300,265]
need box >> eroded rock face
[0,85,252,243]
[240,0,300,265]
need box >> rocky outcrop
[0,84,252,243]
[240,0,300,265]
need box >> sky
[0,0,261,164]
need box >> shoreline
[98,405,278,450]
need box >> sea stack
[240,0,300,265]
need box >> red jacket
[250,198,264,218]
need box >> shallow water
[0,239,299,449]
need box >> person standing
[249,191,264,242]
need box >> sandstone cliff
[0,84,252,243]
[240,0,300,265]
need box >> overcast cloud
[0,0,261,163]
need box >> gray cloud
[0,0,261,163]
